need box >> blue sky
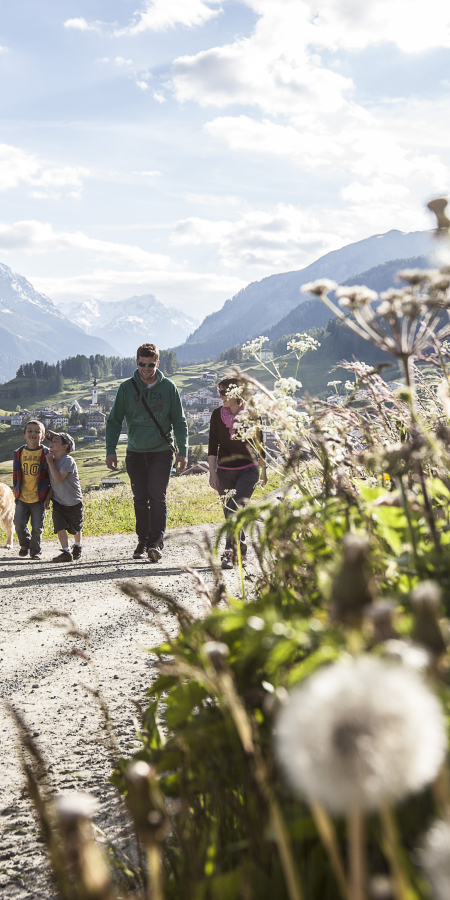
[0,0,449,319]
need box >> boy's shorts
[52,500,84,535]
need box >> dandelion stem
[397,476,420,572]
[348,810,366,900]
[146,845,164,900]
[310,802,350,900]
[417,461,441,555]
[379,804,416,900]
[215,672,303,900]
[432,763,450,818]
[236,537,245,599]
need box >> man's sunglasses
[138,361,157,369]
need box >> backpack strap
[132,377,177,454]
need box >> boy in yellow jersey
[12,419,50,560]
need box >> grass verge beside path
[0,472,282,542]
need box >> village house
[87,411,106,429]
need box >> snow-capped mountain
[58,294,199,357]
[0,263,116,381]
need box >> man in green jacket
[105,342,188,562]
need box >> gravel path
[0,527,244,899]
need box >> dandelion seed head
[56,792,98,822]
[202,641,229,672]
[397,269,436,286]
[430,273,450,292]
[410,580,442,615]
[383,639,431,672]
[275,656,446,813]
[420,819,450,900]
[301,279,337,296]
[336,285,378,309]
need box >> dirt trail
[0,527,244,899]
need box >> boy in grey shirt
[45,431,83,563]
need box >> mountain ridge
[266,254,432,342]
[171,229,435,361]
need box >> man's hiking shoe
[147,543,162,563]
[72,544,82,560]
[52,549,73,563]
[19,545,29,557]
[133,541,147,559]
[221,550,234,570]
[30,553,42,560]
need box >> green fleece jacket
[105,369,188,457]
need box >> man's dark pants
[126,450,173,546]
[14,499,45,556]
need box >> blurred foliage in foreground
[11,203,450,900]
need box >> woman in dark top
[208,377,264,569]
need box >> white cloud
[31,165,90,189]
[171,204,341,269]
[0,220,171,269]
[136,80,149,90]
[170,0,450,118]
[0,46,8,53]
[0,145,40,191]
[303,0,450,53]
[115,0,222,36]
[132,170,162,178]
[33,268,243,297]
[184,192,241,207]
[205,115,343,167]
[172,30,352,117]
[114,56,133,66]
[64,17,101,32]
[0,144,91,197]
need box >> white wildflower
[225,383,243,400]
[327,380,341,387]
[242,336,269,358]
[301,279,337,296]
[344,381,355,392]
[287,333,321,355]
[275,656,445,814]
[274,377,302,394]
[421,819,450,900]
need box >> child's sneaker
[221,550,234,570]
[19,545,29,557]
[52,549,73,563]
[72,544,82,560]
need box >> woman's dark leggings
[217,466,259,550]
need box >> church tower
[91,377,98,406]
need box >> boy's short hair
[136,342,159,360]
[23,418,45,436]
[46,430,75,453]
